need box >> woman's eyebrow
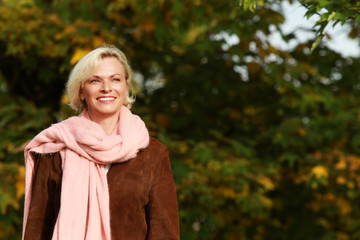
[88,75,101,79]
[89,74,123,78]
[110,74,124,77]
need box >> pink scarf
[22,106,149,240]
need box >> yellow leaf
[194,0,201,6]
[277,87,286,94]
[92,36,105,48]
[260,195,273,209]
[257,175,275,191]
[293,173,307,184]
[16,165,26,199]
[247,62,261,74]
[179,142,188,154]
[311,165,328,178]
[155,113,171,128]
[142,17,155,33]
[337,198,352,215]
[323,193,335,201]
[171,45,186,55]
[5,0,34,7]
[349,155,360,171]
[238,183,250,197]
[335,157,346,170]
[356,176,360,187]
[335,232,349,240]
[70,48,91,65]
[347,181,355,189]
[61,94,69,104]
[297,128,306,137]
[309,200,322,212]
[230,109,242,120]
[311,35,324,53]
[336,176,346,185]
[300,62,317,76]
[55,25,77,40]
[221,187,236,199]
[243,106,258,116]
[63,25,77,35]
[327,11,336,21]
[186,25,206,44]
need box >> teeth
[98,97,115,101]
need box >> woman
[22,45,180,240]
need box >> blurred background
[1,0,360,239]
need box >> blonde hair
[66,45,135,112]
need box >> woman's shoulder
[135,137,169,167]
[29,152,62,177]
[31,151,61,157]
[30,151,62,164]
[147,137,169,154]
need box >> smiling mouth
[97,97,116,101]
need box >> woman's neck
[87,111,120,135]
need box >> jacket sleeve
[146,147,180,240]
[23,152,62,240]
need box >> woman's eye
[113,78,121,82]
[89,79,100,83]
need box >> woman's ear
[79,89,84,100]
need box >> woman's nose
[101,80,111,92]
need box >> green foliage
[242,0,360,51]
[300,0,360,51]
[1,0,360,239]
[159,132,277,239]
[0,75,54,239]
[239,0,264,11]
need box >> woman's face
[80,57,128,120]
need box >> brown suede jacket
[23,137,180,240]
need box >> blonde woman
[22,45,179,240]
